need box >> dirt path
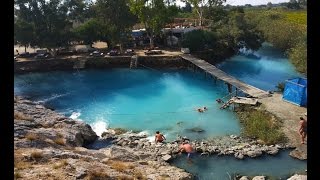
[258,92,307,159]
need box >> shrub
[14,172,22,179]
[113,128,128,135]
[53,160,68,169]
[25,133,38,141]
[14,158,32,170]
[106,160,133,172]
[14,111,33,121]
[85,169,110,180]
[54,138,66,146]
[30,151,43,160]
[276,82,285,92]
[133,170,147,180]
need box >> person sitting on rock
[179,141,195,159]
[155,131,166,143]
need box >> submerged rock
[186,127,205,133]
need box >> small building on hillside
[282,77,307,107]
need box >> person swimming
[197,108,204,113]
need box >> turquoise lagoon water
[217,43,303,91]
[14,43,306,178]
[14,68,241,140]
[171,150,307,180]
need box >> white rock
[287,174,307,180]
[252,176,265,180]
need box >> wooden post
[227,83,232,93]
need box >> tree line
[14,0,306,73]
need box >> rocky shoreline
[14,96,306,180]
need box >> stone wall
[14,56,188,74]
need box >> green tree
[14,20,35,52]
[182,0,226,27]
[129,0,178,48]
[14,0,76,56]
[72,18,109,46]
[94,0,137,50]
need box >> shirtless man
[155,131,166,143]
[179,142,195,159]
[298,117,307,144]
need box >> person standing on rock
[298,116,307,144]
[155,131,166,143]
[179,141,195,159]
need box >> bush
[25,133,38,141]
[14,172,22,179]
[14,111,33,121]
[104,160,134,172]
[30,151,43,160]
[113,128,128,135]
[85,169,110,180]
[54,138,66,146]
[53,160,68,169]
[276,82,285,92]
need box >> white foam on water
[92,119,109,137]
[69,111,81,119]
[37,93,69,103]
[137,130,149,136]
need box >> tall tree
[14,20,35,52]
[94,0,137,50]
[129,0,178,48]
[182,0,225,27]
[14,0,76,56]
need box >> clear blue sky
[176,0,290,6]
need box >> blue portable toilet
[282,77,307,106]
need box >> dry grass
[52,160,68,169]
[133,170,147,180]
[30,151,43,160]
[25,133,38,141]
[14,171,22,179]
[14,156,32,170]
[14,111,33,121]
[85,169,111,180]
[56,132,64,138]
[117,175,134,180]
[54,138,66,146]
[106,160,134,172]
[113,128,128,135]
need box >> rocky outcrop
[14,96,97,148]
[14,96,192,180]
[105,132,291,160]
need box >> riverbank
[14,96,307,179]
